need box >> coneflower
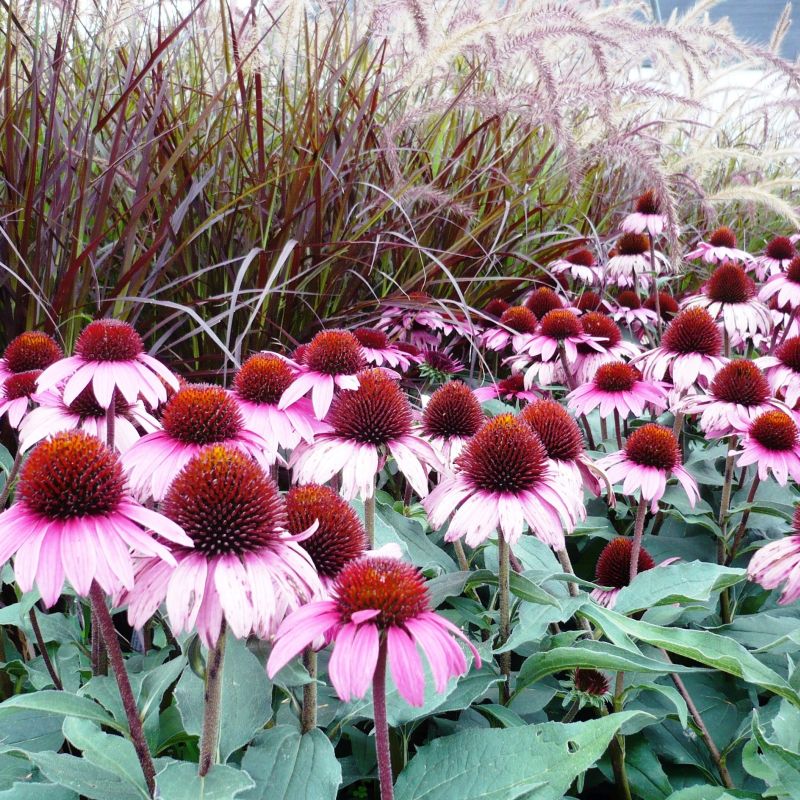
[757,336,800,408]
[753,235,797,281]
[606,232,667,291]
[738,410,800,485]
[643,291,680,321]
[473,373,541,404]
[609,289,658,332]
[524,287,564,318]
[567,362,668,420]
[590,538,657,608]
[760,255,800,311]
[620,190,670,237]
[354,328,414,371]
[574,312,641,383]
[478,306,538,352]
[422,381,485,469]
[748,507,800,604]
[0,331,62,382]
[685,226,752,265]
[549,248,602,285]
[0,370,40,428]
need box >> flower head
[484,298,511,318]
[597,424,698,511]
[0,370,40,428]
[685,226,753,265]
[606,232,667,290]
[473,373,541,404]
[422,381,484,468]
[479,306,538,353]
[125,445,320,646]
[574,312,641,382]
[0,332,62,381]
[0,431,189,606]
[122,384,269,500]
[590,537,656,607]
[267,556,480,706]
[36,320,179,409]
[621,190,669,237]
[550,248,601,285]
[608,290,658,332]
[757,336,800,408]
[753,236,797,280]
[524,287,564,318]
[565,668,612,708]
[760,256,800,311]
[748,507,800,603]
[354,328,414,371]
[737,410,800,485]
[643,291,679,321]
[567,362,668,419]
[424,414,576,548]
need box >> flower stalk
[628,498,649,584]
[199,621,227,777]
[372,638,394,800]
[497,534,511,704]
[302,648,317,734]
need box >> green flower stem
[717,435,739,624]
[199,621,227,777]
[497,534,511,704]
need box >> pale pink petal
[387,626,425,706]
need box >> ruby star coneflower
[566,668,611,708]
[590,537,657,608]
[574,312,641,383]
[737,410,800,485]
[353,328,414,371]
[643,291,680,321]
[0,370,40,428]
[289,369,438,500]
[124,445,321,647]
[685,226,753,265]
[681,263,772,343]
[278,329,367,420]
[267,555,480,707]
[418,349,465,383]
[757,336,800,408]
[597,424,698,512]
[36,319,179,409]
[232,353,326,464]
[609,290,659,333]
[19,385,159,453]
[121,384,269,501]
[421,381,485,469]
[621,190,670,237]
[0,332,62,387]
[484,298,511,318]
[423,414,576,548]
[478,306,538,353]
[377,292,474,349]
[678,360,787,438]
[752,235,797,281]
[524,287,564,318]
[575,291,606,313]
[567,362,668,420]
[0,430,190,606]
[633,308,726,395]
[473,373,541,404]
[760,255,800,311]
[549,248,602,285]
[748,507,800,604]
[606,232,667,291]
[286,484,368,590]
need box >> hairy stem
[105,394,116,451]
[199,621,227,777]
[647,232,662,342]
[727,475,760,565]
[0,449,23,508]
[372,638,394,800]
[717,436,739,624]
[453,539,469,572]
[89,582,155,796]
[29,607,62,690]
[497,534,511,704]
[614,409,623,450]
[365,492,376,548]
[608,672,633,800]
[301,648,317,734]
[628,498,648,584]
[556,548,593,633]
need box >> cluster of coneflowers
[2,190,800,797]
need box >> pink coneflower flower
[290,369,438,499]
[597,424,698,512]
[278,330,366,420]
[122,384,268,501]
[606,232,667,290]
[752,236,797,281]
[267,556,480,707]
[377,292,474,349]
[0,431,190,606]
[519,310,602,388]
[518,399,602,518]
[685,226,753,265]
[483,298,511,319]
[567,362,668,420]
[590,538,657,608]
[679,360,786,437]
[574,291,607,313]
[286,483,368,590]
[231,353,324,464]
[0,331,62,383]
[549,248,602,285]
[424,414,576,548]
[418,349,464,383]
[421,381,485,469]
[125,446,320,646]
[737,410,800,485]
[633,308,726,395]
[760,255,800,310]
[353,328,414,371]
[524,287,564,318]
[748,508,800,603]
[565,668,612,709]
[473,373,541,404]
[478,306,538,353]
[682,263,772,343]
[36,320,179,410]
[620,190,669,237]
[0,371,40,428]
[608,290,658,333]
[757,337,800,408]
[643,291,680,322]
[19,385,159,453]
[574,312,641,383]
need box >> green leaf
[0,708,64,753]
[742,712,800,797]
[464,569,559,608]
[624,737,673,800]
[239,727,341,800]
[425,572,469,608]
[0,785,77,800]
[175,637,271,762]
[154,761,254,799]
[613,562,746,614]
[515,641,690,694]
[665,789,757,800]
[583,605,800,707]
[0,692,124,734]
[394,712,654,800]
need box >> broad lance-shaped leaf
[239,727,342,800]
[742,711,800,795]
[154,762,254,799]
[0,691,125,734]
[394,711,655,800]
[612,561,746,614]
[583,605,800,707]
[515,640,693,695]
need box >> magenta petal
[328,622,379,702]
[387,626,425,706]
[267,603,340,678]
